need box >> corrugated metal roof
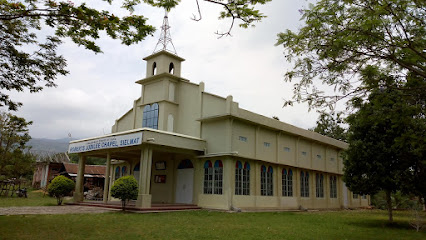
[63,163,106,175]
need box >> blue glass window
[301,171,310,197]
[235,161,250,196]
[282,168,293,197]
[261,165,273,196]
[330,175,337,198]
[143,103,159,129]
[203,160,223,195]
[115,166,120,180]
[316,173,324,198]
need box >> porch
[68,128,206,209]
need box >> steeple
[153,10,177,54]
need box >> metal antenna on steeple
[153,10,177,54]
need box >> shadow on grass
[348,219,414,231]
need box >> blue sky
[8,0,323,139]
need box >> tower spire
[153,10,177,54]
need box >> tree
[310,111,347,142]
[110,175,138,211]
[0,111,35,180]
[48,175,75,205]
[69,153,106,165]
[0,0,271,110]
[276,0,425,111]
[343,86,425,222]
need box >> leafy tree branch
[0,0,271,110]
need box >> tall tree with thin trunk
[343,79,424,222]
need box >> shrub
[48,175,75,205]
[110,176,138,211]
[371,190,417,210]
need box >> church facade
[69,50,369,210]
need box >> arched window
[235,161,250,196]
[330,175,337,198]
[261,165,273,196]
[169,62,174,74]
[122,166,127,176]
[235,161,242,195]
[203,160,223,195]
[282,169,293,197]
[243,162,250,195]
[214,160,223,194]
[203,161,213,194]
[316,173,324,198]
[142,103,159,129]
[178,159,193,169]
[152,62,157,75]
[301,171,310,197]
[115,166,120,180]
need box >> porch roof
[68,128,206,160]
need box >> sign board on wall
[68,132,143,153]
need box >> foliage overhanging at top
[276,0,425,111]
[0,0,271,110]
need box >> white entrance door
[175,168,194,204]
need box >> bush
[48,176,75,205]
[110,176,138,211]
[371,190,418,210]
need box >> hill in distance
[27,137,75,154]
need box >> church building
[68,14,369,211]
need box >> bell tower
[142,10,184,78]
[136,10,187,133]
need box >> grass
[0,188,63,207]
[0,192,424,239]
[0,209,424,239]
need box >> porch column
[73,155,86,202]
[103,152,111,203]
[136,147,153,208]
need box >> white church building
[68,15,369,210]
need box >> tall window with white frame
[203,161,213,194]
[330,175,337,198]
[261,165,273,196]
[243,162,250,195]
[142,103,159,129]
[235,161,250,195]
[282,169,293,197]
[300,171,310,197]
[315,173,324,198]
[203,160,223,195]
[213,160,223,194]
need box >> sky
[8,0,322,140]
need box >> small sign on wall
[155,161,166,170]
[154,175,166,183]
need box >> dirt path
[0,205,118,216]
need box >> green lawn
[0,191,424,239]
[0,209,424,239]
[0,189,59,207]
